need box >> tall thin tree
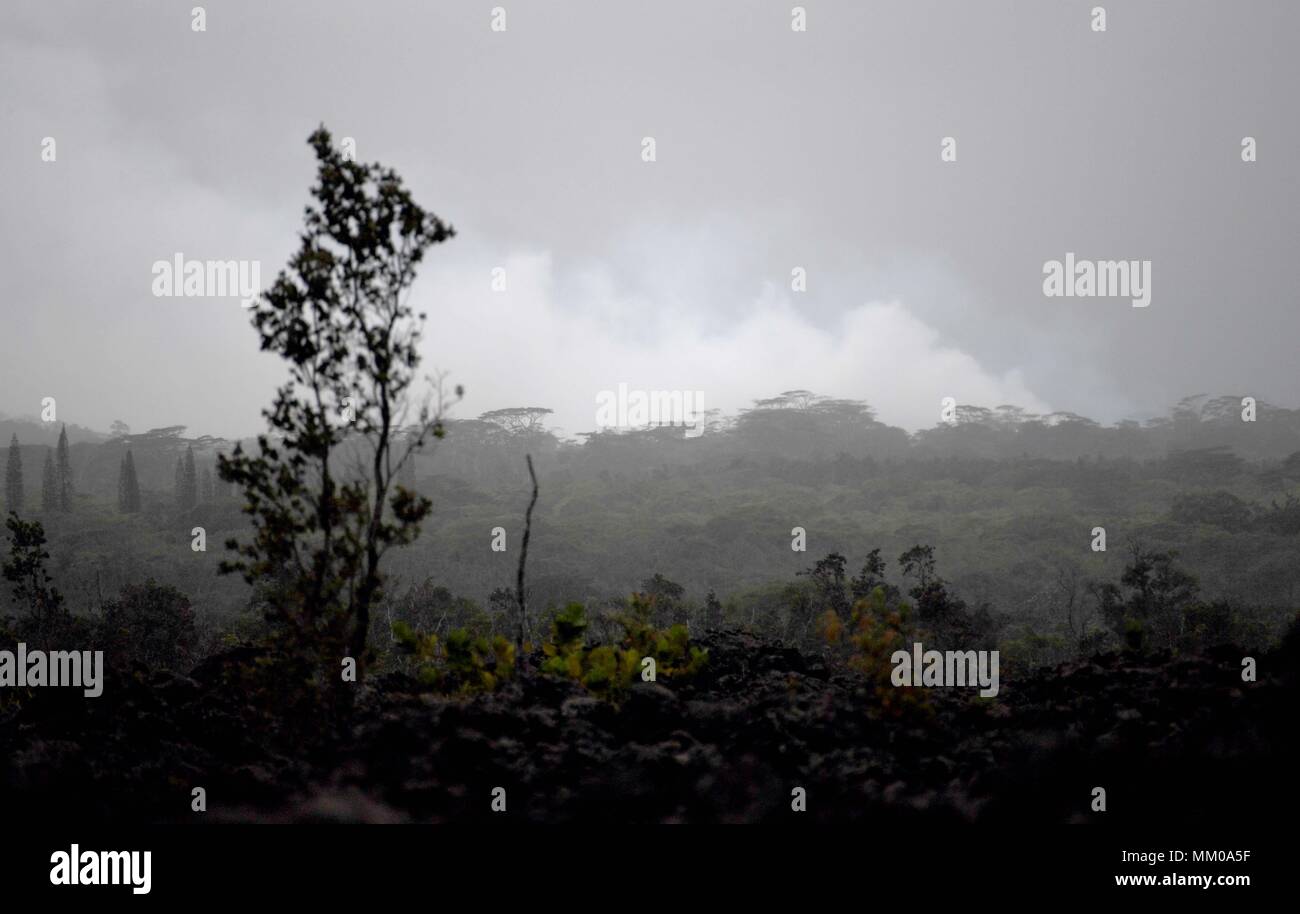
[119,450,141,513]
[181,445,198,510]
[41,449,57,513]
[55,424,72,511]
[5,435,23,514]
[218,125,458,677]
[173,456,185,508]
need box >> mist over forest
[2,5,1296,879]
[5,387,1298,673]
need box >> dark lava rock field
[2,629,1295,824]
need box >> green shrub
[541,600,707,699]
[391,620,514,693]
[820,586,932,719]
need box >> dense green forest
[4,388,1297,675]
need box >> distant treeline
[416,392,1300,490]
[5,392,1300,504]
[3,391,1298,664]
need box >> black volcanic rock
[0,631,1295,823]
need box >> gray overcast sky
[2,0,1297,440]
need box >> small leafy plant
[391,620,514,693]
[541,598,707,699]
[820,585,931,719]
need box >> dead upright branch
[515,454,539,668]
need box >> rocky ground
[2,629,1295,823]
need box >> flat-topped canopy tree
[219,126,457,678]
[480,407,553,435]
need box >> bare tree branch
[515,454,539,667]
